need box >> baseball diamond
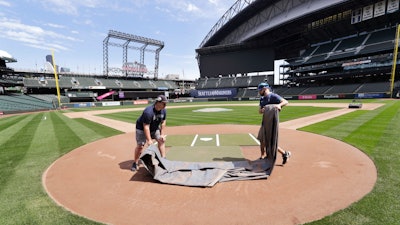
[42,103,379,225]
[2,0,399,224]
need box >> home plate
[200,137,213,141]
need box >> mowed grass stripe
[0,115,36,147]
[49,112,85,154]
[301,110,369,135]
[305,102,400,224]
[101,105,339,127]
[49,112,122,154]
[74,118,123,137]
[358,101,400,224]
[166,106,338,125]
[301,110,371,139]
[52,112,111,146]
[0,114,28,130]
[1,111,66,224]
[344,101,399,154]
[1,111,122,224]
[100,110,141,123]
[301,104,388,141]
[0,113,42,192]
[167,106,260,125]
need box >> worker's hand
[158,135,166,144]
[146,139,154,146]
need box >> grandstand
[0,93,54,114]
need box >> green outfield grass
[0,99,399,225]
[98,104,339,125]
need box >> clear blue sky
[0,0,233,80]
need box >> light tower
[103,30,164,79]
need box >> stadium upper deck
[196,0,400,79]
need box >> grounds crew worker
[131,95,168,171]
[257,82,291,164]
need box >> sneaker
[282,151,291,165]
[131,162,138,171]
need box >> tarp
[140,145,273,187]
[139,106,279,187]
[257,105,279,174]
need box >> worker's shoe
[282,151,291,165]
[131,162,139,171]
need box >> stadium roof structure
[196,0,400,78]
[0,50,17,63]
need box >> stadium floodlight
[103,30,164,79]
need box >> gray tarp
[139,106,279,187]
[257,105,279,174]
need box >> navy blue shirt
[259,93,283,108]
[136,105,166,132]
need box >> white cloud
[46,23,65,28]
[36,0,145,15]
[154,0,232,21]
[39,0,79,15]
[30,0,231,24]
[0,18,81,51]
[36,0,115,14]
[1,0,233,77]
[186,3,200,12]
[0,0,11,7]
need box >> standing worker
[257,82,292,164]
[131,95,168,171]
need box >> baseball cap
[257,82,269,91]
[155,95,168,103]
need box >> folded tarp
[140,145,274,187]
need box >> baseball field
[1,99,399,224]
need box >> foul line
[249,133,260,145]
[216,134,220,146]
[190,134,198,147]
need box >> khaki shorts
[136,129,161,146]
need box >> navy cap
[155,95,168,103]
[257,82,269,91]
